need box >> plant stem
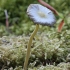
[24,24,39,70]
[58,19,64,32]
[38,0,58,15]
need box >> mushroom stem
[24,24,39,70]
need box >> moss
[0,28,70,69]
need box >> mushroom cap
[27,4,56,26]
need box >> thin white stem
[24,24,39,70]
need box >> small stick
[4,10,9,31]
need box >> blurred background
[0,0,70,36]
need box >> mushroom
[24,4,56,70]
